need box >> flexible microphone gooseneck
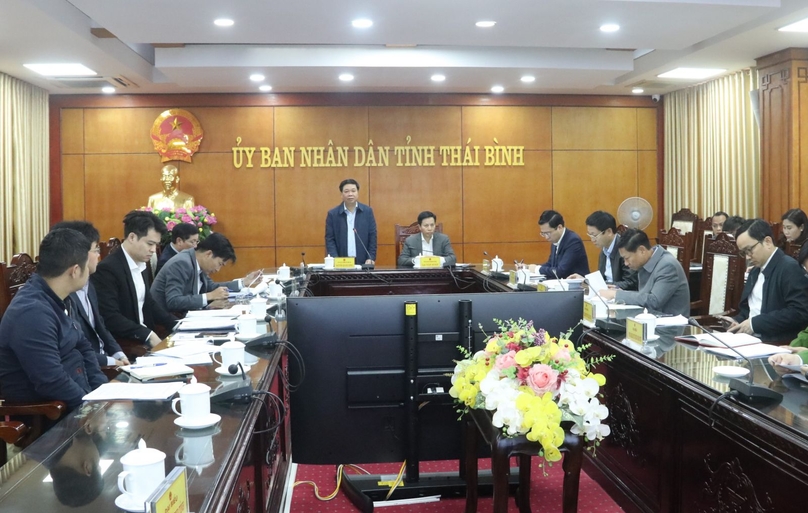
[584,278,611,311]
[687,317,782,403]
[552,269,568,291]
[352,228,375,269]
[210,362,253,403]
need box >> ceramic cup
[235,314,258,335]
[250,297,266,317]
[171,382,211,421]
[117,446,166,506]
[324,255,335,270]
[635,312,657,338]
[212,341,246,368]
[175,433,215,470]
[491,256,504,272]
[277,264,291,280]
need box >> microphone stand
[552,269,568,291]
[352,228,375,269]
[687,318,782,403]
[583,278,611,316]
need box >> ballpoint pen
[129,363,169,369]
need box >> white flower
[491,402,525,436]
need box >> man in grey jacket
[151,233,259,315]
[397,211,457,267]
[598,228,690,316]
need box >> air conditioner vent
[47,75,138,89]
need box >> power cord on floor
[293,463,370,501]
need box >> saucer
[235,333,261,342]
[645,334,660,341]
[713,366,750,378]
[175,424,222,438]
[174,413,221,430]
[115,493,146,513]
[215,365,251,376]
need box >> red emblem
[151,109,204,163]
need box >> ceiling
[2,0,808,97]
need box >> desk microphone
[687,317,782,403]
[583,278,611,312]
[353,228,375,269]
[552,269,568,291]
[210,362,253,403]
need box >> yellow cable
[293,463,370,501]
[384,460,407,500]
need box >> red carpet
[290,458,624,512]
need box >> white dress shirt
[748,249,777,332]
[122,246,156,341]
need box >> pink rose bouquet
[139,204,218,245]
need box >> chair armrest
[0,400,67,420]
[116,338,149,360]
[0,421,28,445]
[101,365,121,381]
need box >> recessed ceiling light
[101,86,116,94]
[600,24,620,33]
[521,75,536,83]
[431,74,446,82]
[476,21,496,28]
[214,18,234,27]
[250,74,265,82]
[259,85,272,92]
[352,18,373,29]
[24,63,96,76]
[779,17,808,32]
[632,87,644,94]
[491,85,504,93]
[115,421,129,429]
[339,73,354,82]
[658,67,725,79]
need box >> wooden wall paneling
[221,247,276,282]
[461,106,552,150]
[274,106,368,148]
[275,245,326,269]
[83,108,166,154]
[637,108,658,151]
[192,107,274,153]
[61,109,84,154]
[275,163,369,249]
[375,245,396,267]
[180,153,275,249]
[760,68,790,222]
[464,242,547,267]
[638,151,660,228]
[61,155,85,221]
[462,151,553,243]
[368,106,461,147]
[84,154,164,239]
[798,71,808,209]
[552,107,638,150]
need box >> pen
[129,363,168,369]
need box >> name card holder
[583,299,596,325]
[334,257,355,269]
[147,467,188,513]
[626,317,647,345]
[536,283,549,292]
[508,270,517,286]
[419,256,441,268]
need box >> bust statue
[147,164,195,211]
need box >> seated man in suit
[538,210,589,278]
[719,219,808,343]
[711,211,729,235]
[92,211,178,348]
[397,211,457,267]
[325,178,377,264]
[721,215,745,238]
[52,221,129,368]
[0,228,107,410]
[598,228,690,316]
[151,232,260,316]
[570,211,636,289]
[155,222,199,275]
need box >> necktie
[199,271,205,293]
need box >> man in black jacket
[155,222,199,276]
[570,211,636,289]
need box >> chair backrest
[696,217,714,264]
[698,233,746,316]
[394,222,443,262]
[99,237,121,260]
[0,254,37,321]
[670,208,700,234]
[616,224,629,236]
[657,227,693,280]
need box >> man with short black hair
[722,215,745,238]
[537,210,589,278]
[52,221,129,368]
[397,211,456,267]
[0,228,107,410]
[151,232,260,316]
[720,219,808,342]
[570,211,636,289]
[92,211,178,348]
[155,222,199,275]
[325,178,377,264]
[711,211,729,234]
[598,228,690,316]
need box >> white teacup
[212,341,246,368]
[324,255,335,269]
[250,298,266,318]
[117,446,166,506]
[171,382,211,421]
[175,434,215,470]
[635,312,657,338]
[235,314,258,335]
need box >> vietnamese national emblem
[151,109,204,163]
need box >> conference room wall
[54,95,660,280]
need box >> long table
[584,325,808,513]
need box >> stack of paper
[677,332,760,348]
[703,344,790,359]
[121,358,195,381]
[175,317,237,331]
[185,306,246,318]
[83,382,185,401]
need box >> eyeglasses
[540,231,554,239]
[91,248,102,254]
[738,241,760,257]
[587,230,606,240]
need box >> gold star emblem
[171,117,182,130]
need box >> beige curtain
[0,72,49,263]
[664,69,760,223]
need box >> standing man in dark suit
[151,233,259,316]
[397,211,457,267]
[92,211,178,348]
[538,210,589,278]
[570,211,636,289]
[325,178,377,264]
[52,221,129,368]
[721,219,808,343]
[155,222,199,276]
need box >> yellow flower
[590,373,606,386]
[485,339,501,354]
[543,446,562,462]
[558,338,575,351]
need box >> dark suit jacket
[397,232,457,267]
[733,248,808,342]
[600,234,637,289]
[539,228,590,278]
[155,244,178,276]
[91,247,178,344]
[68,282,124,368]
[325,202,377,262]
[150,249,241,315]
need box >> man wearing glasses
[155,222,200,276]
[570,211,636,289]
[537,210,589,278]
[719,219,808,343]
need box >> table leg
[517,454,532,513]
[491,442,511,513]
[465,416,479,513]
[561,434,583,513]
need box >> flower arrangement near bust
[449,318,612,464]
[139,205,217,245]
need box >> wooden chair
[99,237,121,260]
[657,227,694,281]
[695,217,713,264]
[394,222,443,262]
[0,421,28,467]
[0,254,37,320]
[670,208,700,235]
[616,224,629,236]
[690,233,746,317]
[0,384,67,452]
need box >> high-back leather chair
[394,222,443,262]
[99,237,121,260]
[690,233,746,317]
[657,227,694,281]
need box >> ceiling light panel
[24,63,96,76]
